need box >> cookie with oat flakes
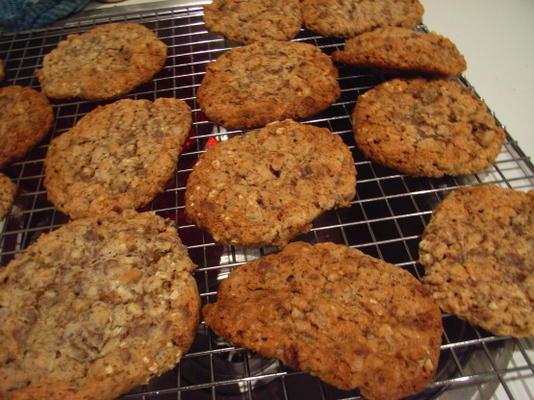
[0,173,16,220]
[420,185,534,337]
[331,27,466,77]
[300,0,424,38]
[353,78,504,177]
[204,241,443,400]
[203,0,302,44]
[185,120,356,248]
[197,40,340,129]
[44,98,191,219]
[35,23,167,100]
[0,85,54,168]
[0,211,200,400]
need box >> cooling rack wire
[0,3,533,400]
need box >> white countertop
[88,0,534,160]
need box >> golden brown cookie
[35,23,167,100]
[420,185,534,337]
[0,86,54,168]
[331,27,466,77]
[0,59,5,82]
[203,0,302,44]
[301,0,424,38]
[0,173,16,220]
[197,40,340,129]
[204,241,443,400]
[353,78,505,177]
[44,98,191,219]
[185,120,356,248]
[0,211,200,400]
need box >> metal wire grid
[1,3,533,400]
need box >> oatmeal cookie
[185,120,356,248]
[0,211,200,400]
[204,241,443,399]
[353,78,505,177]
[203,0,302,44]
[35,23,167,100]
[0,173,16,220]
[301,0,424,38]
[197,40,340,129]
[0,86,54,168]
[420,185,534,337]
[44,98,191,219]
[331,27,466,77]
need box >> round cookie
[331,27,467,77]
[301,0,424,38]
[353,78,505,177]
[197,40,340,129]
[204,241,443,400]
[35,23,167,100]
[185,120,356,248]
[0,173,16,220]
[44,98,191,219]
[203,0,302,44]
[420,185,534,337]
[0,86,54,168]
[0,211,200,400]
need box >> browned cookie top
[185,120,356,248]
[204,241,443,400]
[0,211,200,400]
[203,0,302,44]
[420,185,534,337]
[301,0,424,38]
[0,173,16,220]
[44,98,191,219]
[331,27,467,76]
[35,23,167,100]
[197,40,340,129]
[0,86,54,168]
[353,78,505,177]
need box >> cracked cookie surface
[203,0,302,44]
[420,185,534,337]
[331,27,466,77]
[197,40,340,129]
[0,211,200,400]
[203,241,443,400]
[44,98,191,219]
[35,23,167,100]
[0,86,54,168]
[0,173,16,220]
[301,0,424,38]
[185,120,356,248]
[353,78,505,177]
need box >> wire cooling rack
[1,2,533,399]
